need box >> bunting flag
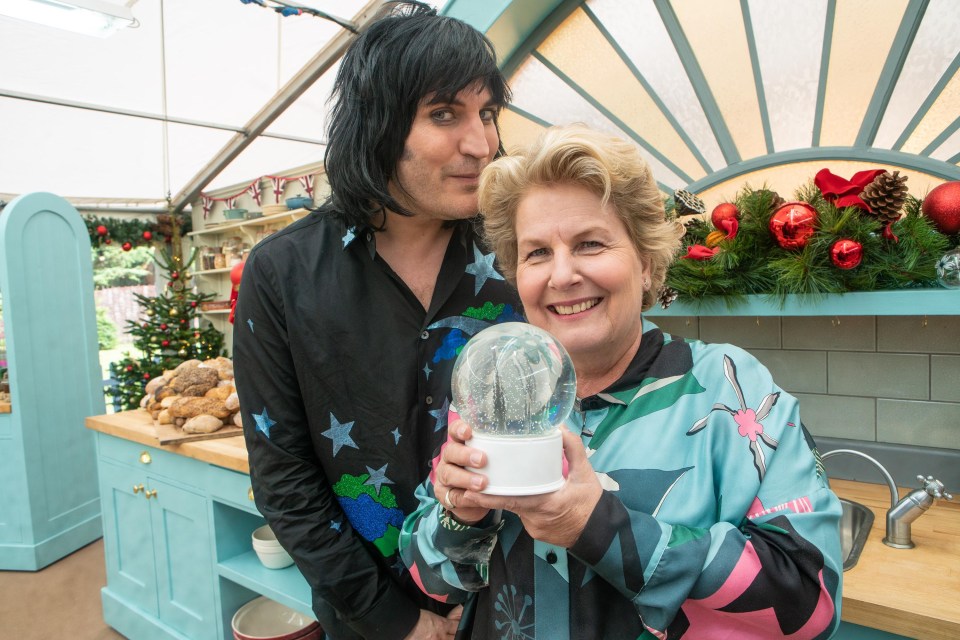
[270,176,286,203]
[200,171,319,212]
[298,174,315,198]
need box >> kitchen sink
[839,498,875,571]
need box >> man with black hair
[233,3,520,639]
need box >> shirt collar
[578,318,665,411]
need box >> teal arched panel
[0,192,104,570]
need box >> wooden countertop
[85,411,958,638]
[85,409,250,473]
[831,478,960,640]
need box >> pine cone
[861,170,908,224]
[755,189,785,212]
[673,189,705,217]
[657,286,679,310]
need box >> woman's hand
[463,427,602,548]
[434,419,491,525]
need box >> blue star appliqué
[253,408,276,438]
[330,519,343,532]
[342,227,356,248]
[429,397,450,432]
[391,428,401,445]
[423,362,432,380]
[363,464,395,494]
[465,243,504,295]
[321,413,359,456]
[247,318,254,333]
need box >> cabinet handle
[139,451,152,465]
[145,489,158,499]
[133,484,144,494]
[248,487,254,501]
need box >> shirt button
[365,232,372,242]
[546,551,558,564]
[425,395,433,405]
[420,330,429,340]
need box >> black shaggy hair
[324,1,511,227]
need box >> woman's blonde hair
[479,124,683,310]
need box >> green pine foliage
[665,182,952,305]
[108,249,225,411]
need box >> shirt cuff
[348,582,420,640]
[435,506,503,565]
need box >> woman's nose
[548,252,581,289]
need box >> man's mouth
[549,298,601,316]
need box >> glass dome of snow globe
[451,322,577,495]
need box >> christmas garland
[85,213,192,251]
[663,170,960,306]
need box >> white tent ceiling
[0,0,444,209]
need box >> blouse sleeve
[569,353,843,639]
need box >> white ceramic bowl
[252,525,294,569]
[231,596,321,640]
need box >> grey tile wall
[667,315,960,452]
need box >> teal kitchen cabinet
[97,438,217,640]
[0,193,103,570]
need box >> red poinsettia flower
[814,168,886,211]
[681,244,720,260]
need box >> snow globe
[451,322,577,495]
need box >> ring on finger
[443,489,454,510]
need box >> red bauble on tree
[711,202,740,237]
[769,202,818,250]
[161,340,170,347]
[142,230,153,241]
[96,225,108,236]
[921,181,960,235]
[122,241,132,251]
[830,239,863,269]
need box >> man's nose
[460,114,492,159]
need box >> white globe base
[466,430,564,496]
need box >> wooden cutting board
[154,420,243,445]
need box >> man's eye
[431,110,454,122]
[480,108,497,123]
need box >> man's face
[388,82,500,222]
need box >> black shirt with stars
[233,204,521,640]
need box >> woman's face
[514,183,648,370]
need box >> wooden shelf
[188,209,309,238]
[645,288,958,317]
[193,268,233,277]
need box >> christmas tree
[108,242,225,411]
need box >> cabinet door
[99,460,158,616]
[149,476,218,640]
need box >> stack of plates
[262,204,288,216]
[231,596,322,640]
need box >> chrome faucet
[821,448,953,549]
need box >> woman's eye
[526,248,548,259]
[579,241,603,250]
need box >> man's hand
[402,606,463,639]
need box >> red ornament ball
[122,241,132,252]
[142,230,153,241]
[96,225,108,236]
[830,239,863,270]
[190,301,198,308]
[769,202,818,250]
[711,202,740,230]
[230,260,246,287]
[126,365,133,372]
[921,181,960,235]
[171,271,179,280]
[180,318,187,324]
[161,340,170,347]
[160,323,168,330]
[143,373,151,380]
[104,238,112,245]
